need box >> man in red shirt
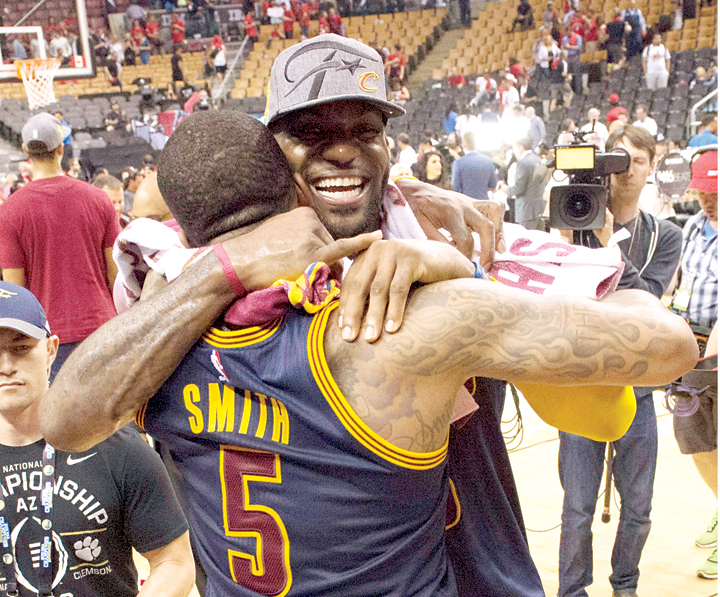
[130,18,145,45]
[299,1,311,38]
[170,13,186,48]
[262,0,272,24]
[145,13,162,54]
[328,6,343,35]
[385,44,406,81]
[318,10,329,33]
[0,113,120,382]
[308,0,319,18]
[245,12,258,42]
[283,6,295,39]
[448,66,466,87]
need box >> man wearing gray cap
[265,34,546,597]
[0,113,121,382]
[0,281,195,597]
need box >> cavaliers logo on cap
[282,40,379,101]
[359,72,378,92]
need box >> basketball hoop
[14,58,62,111]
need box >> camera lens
[566,194,592,219]
[563,189,599,227]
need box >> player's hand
[338,239,474,343]
[593,208,615,247]
[395,178,506,270]
[221,207,381,291]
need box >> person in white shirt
[396,133,418,167]
[579,107,609,151]
[500,76,520,118]
[49,31,72,61]
[470,70,496,106]
[642,32,671,90]
[633,104,658,137]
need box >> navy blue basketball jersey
[137,300,455,597]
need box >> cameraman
[557,126,683,597]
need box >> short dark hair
[93,173,123,190]
[157,111,295,247]
[606,125,655,162]
[26,147,57,161]
[516,136,533,151]
[397,133,411,145]
[636,103,648,113]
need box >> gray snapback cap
[22,112,64,154]
[264,34,405,126]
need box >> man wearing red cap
[606,94,629,125]
[670,149,718,580]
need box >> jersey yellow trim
[307,301,448,470]
[135,402,148,430]
[203,319,282,349]
[445,478,462,530]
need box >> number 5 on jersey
[220,446,292,596]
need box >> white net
[14,58,62,111]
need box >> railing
[213,35,249,104]
[687,87,718,138]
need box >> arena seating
[230,8,447,99]
[386,46,717,148]
[434,0,716,79]
[0,52,209,100]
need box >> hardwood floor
[508,390,719,597]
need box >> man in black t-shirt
[0,281,195,597]
[602,12,632,65]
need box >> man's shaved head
[130,172,172,222]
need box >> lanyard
[0,443,56,597]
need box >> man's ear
[293,172,314,208]
[46,335,59,377]
[178,229,191,248]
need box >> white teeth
[319,189,360,200]
[315,176,362,189]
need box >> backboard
[0,0,93,81]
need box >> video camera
[549,128,630,230]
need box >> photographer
[557,126,683,597]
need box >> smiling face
[271,100,389,239]
[0,329,56,415]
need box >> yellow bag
[514,383,637,442]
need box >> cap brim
[267,95,405,126]
[687,177,718,193]
[0,318,48,340]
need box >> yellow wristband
[391,174,419,183]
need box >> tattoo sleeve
[327,280,698,452]
[378,280,697,386]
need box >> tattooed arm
[327,280,698,452]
